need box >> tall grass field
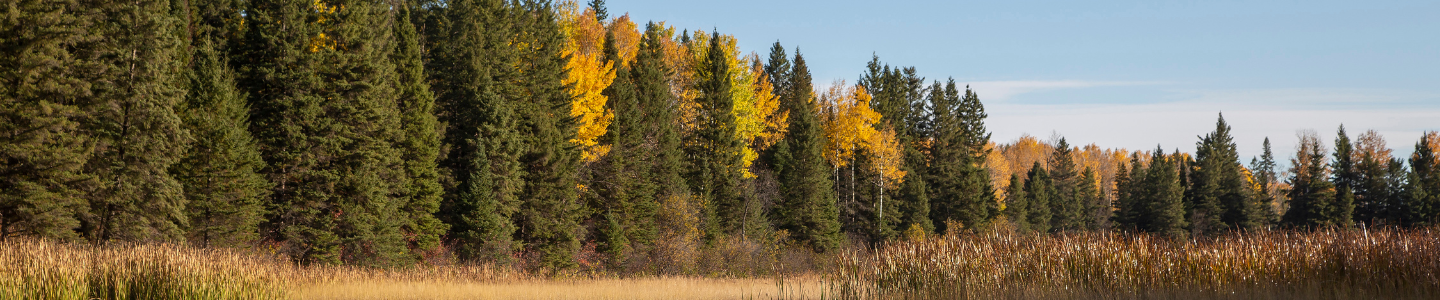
[3,228,1438,299]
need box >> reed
[830,228,1440,299]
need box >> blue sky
[607,0,1440,163]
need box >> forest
[4,0,1440,279]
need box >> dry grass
[832,228,1440,299]
[293,277,823,300]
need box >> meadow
[3,228,1438,299]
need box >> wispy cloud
[963,80,1164,101]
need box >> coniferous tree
[1142,148,1189,237]
[172,0,271,247]
[1404,133,1439,226]
[858,57,930,235]
[1353,130,1397,225]
[82,0,192,242]
[626,22,681,250]
[1046,137,1080,232]
[926,80,996,232]
[1282,132,1341,228]
[773,51,840,252]
[1003,173,1029,230]
[1022,162,1054,233]
[1188,114,1256,234]
[764,43,791,98]
[511,1,584,271]
[1078,167,1106,230]
[424,0,523,264]
[686,30,747,239]
[592,29,646,264]
[1329,125,1357,227]
[1112,156,1138,231]
[237,0,410,265]
[0,0,98,241]
[392,4,447,256]
[1249,138,1280,226]
[587,0,607,22]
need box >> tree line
[3,0,1439,270]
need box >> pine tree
[1078,167,1105,230]
[625,22,679,251]
[1329,125,1357,227]
[1112,156,1138,231]
[0,0,98,241]
[172,0,271,247]
[423,0,523,264]
[1282,132,1340,228]
[236,0,410,265]
[764,43,791,98]
[392,4,447,257]
[686,30,747,240]
[591,28,647,264]
[81,0,192,242]
[511,1,584,271]
[1022,162,1054,233]
[773,51,840,252]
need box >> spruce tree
[392,4,447,256]
[0,0,98,241]
[81,0,192,242]
[686,30,747,239]
[1022,162,1054,233]
[1330,125,1357,227]
[1282,133,1340,228]
[1047,137,1080,231]
[625,22,679,250]
[926,80,997,232]
[1003,173,1029,230]
[1188,114,1256,234]
[858,56,930,235]
[1354,133,1396,225]
[764,42,791,97]
[1078,167,1106,230]
[511,1,584,271]
[173,15,271,247]
[592,29,648,264]
[1112,156,1138,231]
[1248,138,1280,225]
[424,0,524,264]
[773,51,840,252]
[1404,133,1439,226]
[1143,148,1189,237]
[236,0,410,265]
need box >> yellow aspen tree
[559,2,616,162]
[605,14,642,67]
[865,126,907,228]
[752,60,788,150]
[682,31,782,178]
[820,81,881,169]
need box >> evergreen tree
[0,0,98,241]
[685,30,747,239]
[1404,133,1439,226]
[1282,132,1340,228]
[592,29,647,264]
[1046,137,1081,232]
[1112,156,1138,231]
[1353,132,1396,225]
[1141,148,1189,237]
[236,0,410,265]
[1187,114,1256,234]
[81,0,192,242]
[858,56,930,235]
[1022,162,1054,233]
[764,42,791,98]
[773,51,840,252]
[626,22,680,250]
[1003,173,1029,230]
[392,4,447,257]
[172,5,271,247]
[424,0,523,264]
[1078,167,1105,230]
[1248,138,1280,225]
[926,80,997,232]
[511,1,584,271]
[1329,125,1357,227]
[587,0,607,22]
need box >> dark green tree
[1078,167,1106,230]
[1282,133,1340,228]
[1022,162,1054,233]
[1187,114,1257,235]
[686,30,747,240]
[1112,155,1139,231]
[510,1,584,271]
[236,0,410,265]
[1403,133,1439,226]
[591,29,646,265]
[172,1,271,247]
[0,0,99,241]
[1248,138,1280,225]
[587,0,607,21]
[1329,125,1357,227]
[1141,148,1189,238]
[1046,137,1080,232]
[81,0,192,242]
[391,4,447,257]
[772,51,840,252]
[1003,173,1029,230]
[926,80,997,233]
[423,0,523,264]
[764,42,791,98]
[858,56,930,235]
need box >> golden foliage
[308,0,339,52]
[677,31,784,178]
[866,126,907,189]
[559,2,617,162]
[820,81,881,168]
[1355,130,1394,162]
[606,14,642,67]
